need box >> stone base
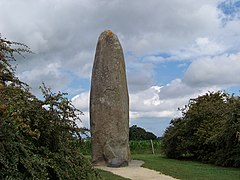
[92,158,129,168]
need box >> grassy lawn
[84,143,240,180]
[133,154,240,180]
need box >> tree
[161,91,240,167]
[129,125,157,140]
[0,34,31,88]
[0,35,99,179]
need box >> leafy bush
[0,35,99,179]
[162,91,240,167]
[75,138,92,155]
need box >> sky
[1,0,240,136]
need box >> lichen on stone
[107,30,113,37]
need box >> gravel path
[95,160,178,180]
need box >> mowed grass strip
[133,154,240,180]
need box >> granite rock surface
[90,30,130,167]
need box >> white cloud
[183,53,240,87]
[127,61,154,92]
[76,111,90,129]
[130,111,176,119]
[18,61,70,95]
[0,0,231,54]
[219,19,240,52]
[72,94,90,129]
[1,1,236,91]
[67,50,95,78]
[72,91,90,112]
[71,86,182,129]
[160,79,194,99]
[1,0,240,134]
[130,86,163,112]
[72,80,220,128]
[129,80,221,120]
[194,37,224,55]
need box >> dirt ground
[95,160,178,180]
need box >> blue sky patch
[218,0,240,23]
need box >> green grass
[133,154,240,180]
[130,140,162,154]
[83,141,240,180]
[79,139,162,155]
[97,169,129,180]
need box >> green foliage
[76,138,92,155]
[76,139,162,155]
[76,125,159,156]
[129,125,157,140]
[161,91,240,167]
[0,35,99,179]
[74,126,159,156]
[130,140,162,154]
[0,34,31,88]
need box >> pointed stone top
[98,30,122,49]
[100,29,114,36]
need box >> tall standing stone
[90,30,130,167]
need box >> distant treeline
[129,125,158,140]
